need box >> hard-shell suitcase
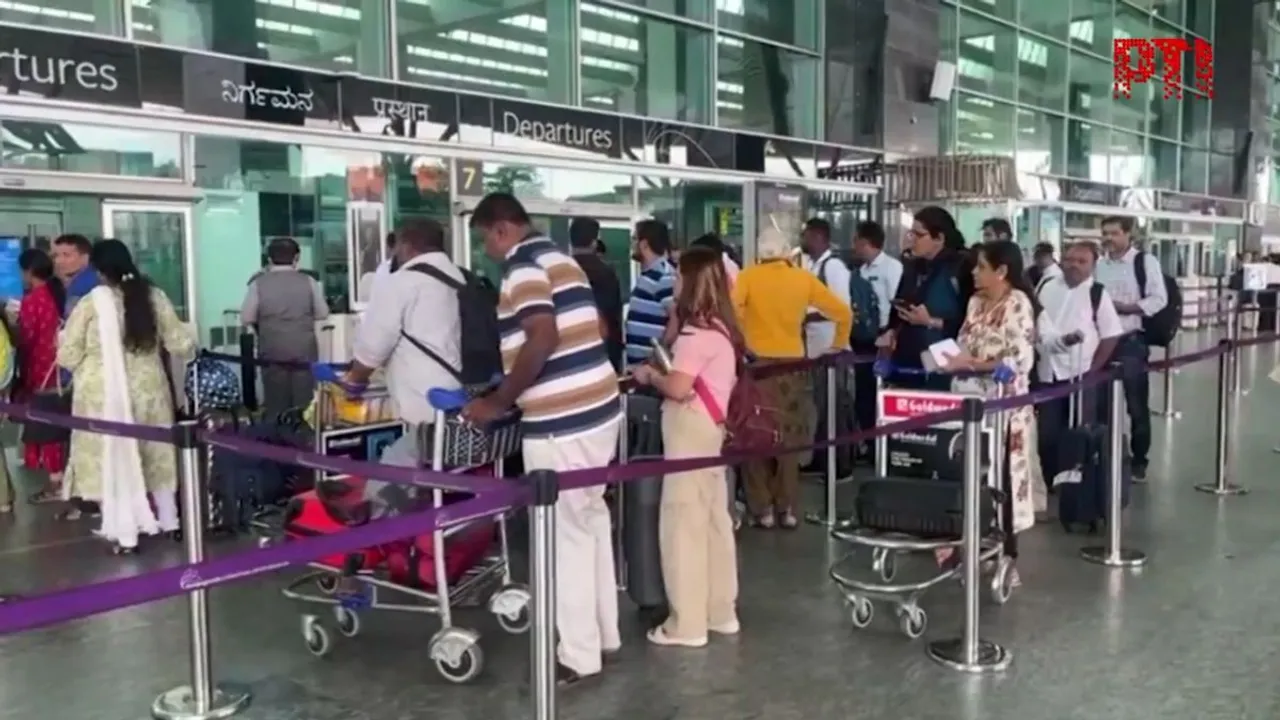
[1056,424,1131,533]
[621,393,667,613]
[855,476,997,539]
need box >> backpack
[692,331,781,452]
[402,264,503,389]
[184,356,242,410]
[1132,254,1181,347]
[848,272,881,345]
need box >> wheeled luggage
[1056,424,1131,533]
[854,477,997,539]
[621,393,667,615]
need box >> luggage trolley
[829,368,1018,639]
[275,366,529,683]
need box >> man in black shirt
[569,217,625,371]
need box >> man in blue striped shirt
[624,219,675,365]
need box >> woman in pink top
[632,247,741,648]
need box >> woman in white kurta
[57,239,195,552]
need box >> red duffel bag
[283,481,385,572]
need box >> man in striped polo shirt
[624,219,676,365]
[463,193,622,687]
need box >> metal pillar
[927,398,1011,673]
[152,421,252,720]
[807,365,841,527]
[528,470,559,720]
[1150,347,1181,419]
[1080,371,1148,567]
[1196,341,1248,496]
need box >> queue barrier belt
[0,334,1256,634]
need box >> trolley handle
[873,359,1017,384]
[428,387,469,413]
[311,362,366,395]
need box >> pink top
[671,325,738,418]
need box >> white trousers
[522,419,621,676]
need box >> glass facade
[2,0,821,140]
[941,0,1222,193]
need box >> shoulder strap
[1089,282,1104,322]
[399,263,465,384]
[1132,252,1148,299]
[816,256,832,286]
[1035,274,1052,296]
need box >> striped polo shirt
[498,236,621,440]
[624,256,675,365]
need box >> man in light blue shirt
[1095,215,1166,480]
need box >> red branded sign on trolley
[1113,37,1214,100]
[877,390,966,423]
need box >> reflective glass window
[609,0,712,21]
[1149,83,1182,139]
[1108,129,1147,186]
[395,0,569,102]
[1065,0,1111,56]
[1017,34,1068,111]
[1066,52,1112,124]
[1150,136,1179,189]
[1182,90,1210,146]
[1151,0,1185,28]
[1111,80,1149,133]
[1179,146,1208,193]
[1208,151,1235,196]
[0,121,181,178]
[940,4,957,63]
[1114,3,1154,47]
[954,94,1016,156]
[956,12,1016,101]
[1022,0,1072,43]
[1186,0,1212,38]
[1065,119,1109,181]
[0,0,122,35]
[579,3,714,123]
[133,0,389,76]
[716,35,818,139]
[1016,109,1066,175]
[959,0,1015,22]
[716,0,819,51]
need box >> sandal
[751,513,775,529]
[778,510,799,529]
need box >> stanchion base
[152,683,252,720]
[1150,408,1182,419]
[1079,546,1148,567]
[926,638,1012,673]
[804,511,839,528]
[1194,482,1248,496]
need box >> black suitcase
[855,476,997,539]
[1056,424,1131,533]
[806,374,856,478]
[620,394,667,618]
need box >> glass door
[101,202,194,321]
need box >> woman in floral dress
[938,240,1040,577]
[56,240,195,553]
[17,249,68,505]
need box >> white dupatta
[89,286,160,546]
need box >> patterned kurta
[55,287,195,500]
[17,283,66,472]
[955,290,1037,533]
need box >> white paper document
[921,339,962,373]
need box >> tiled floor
[3,330,1279,720]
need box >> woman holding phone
[631,247,742,647]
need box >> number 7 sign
[1113,38,1214,100]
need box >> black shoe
[556,662,585,687]
[638,605,669,630]
[1132,464,1148,482]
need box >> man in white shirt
[1094,216,1167,480]
[801,218,853,357]
[340,219,464,516]
[1030,242,1063,288]
[852,221,903,437]
[1035,242,1124,485]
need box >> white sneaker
[708,619,740,635]
[646,627,707,648]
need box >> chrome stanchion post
[1150,347,1180,419]
[807,363,840,527]
[614,390,628,590]
[153,420,251,720]
[1230,294,1246,397]
[927,397,1011,673]
[1081,369,1148,567]
[874,375,887,478]
[528,469,558,720]
[1197,341,1248,496]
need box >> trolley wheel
[316,575,338,595]
[990,558,1016,605]
[899,606,927,639]
[877,552,898,582]
[436,643,484,684]
[495,606,530,634]
[334,606,360,638]
[302,617,331,658]
[849,598,874,629]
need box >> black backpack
[402,264,503,388]
[1132,254,1181,348]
